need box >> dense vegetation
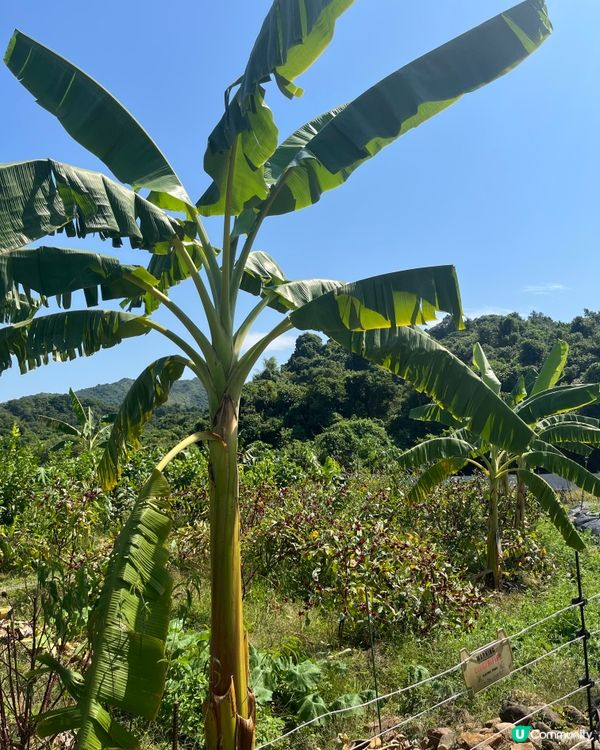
[6,309,599,459]
[0,1,589,748]
[2,429,600,750]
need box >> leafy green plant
[41,388,112,456]
[0,3,552,746]
[0,424,38,525]
[243,478,485,640]
[403,341,599,588]
[160,619,371,746]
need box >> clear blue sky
[1,0,598,400]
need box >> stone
[494,722,517,738]
[438,730,457,750]
[500,702,531,724]
[532,706,564,729]
[486,719,501,729]
[459,731,502,749]
[510,743,534,750]
[562,706,587,726]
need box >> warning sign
[460,630,513,693]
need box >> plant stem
[193,217,222,305]
[123,272,217,368]
[232,296,271,356]
[221,138,239,333]
[231,317,293,392]
[487,458,502,589]
[230,170,291,305]
[205,396,255,750]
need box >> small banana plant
[402,340,599,588]
[41,388,112,454]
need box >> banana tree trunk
[205,395,255,750]
[487,478,502,590]
[514,460,526,528]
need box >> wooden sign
[460,630,513,692]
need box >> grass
[158,518,600,749]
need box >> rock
[459,731,502,749]
[532,706,564,729]
[494,722,517,738]
[486,719,501,729]
[562,706,587,726]
[559,736,591,750]
[500,701,531,724]
[428,729,456,750]
[438,730,457,750]
[510,743,534,750]
[532,722,554,734]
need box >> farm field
[2,1,600,749]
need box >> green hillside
[0,377,208,443]
[2,309,600,451]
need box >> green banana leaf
[240,251,287,296]
[530,339,568,396]
[537,422,600,447]
[524,450,600,497]
[261,0,551,215]
[68,387,88,428]
[537,414,600,429]
[472,343,501,394]
[323,326,533,453]
[290,265,463,331]
[409,403,463,428]
[407,458,468,503]
[0,310,151,375]
[132,242,209,312]
[0,247,158,309]
[399,437,474,469]
[238,250,344,312]
[560,442,593,458]
[516,469,585,551]
[510,374,527,406]
[98,357,188,490]
[269,278,344,312]
[0,292,39,324]
[517,383,600,423]
[198,89,278,215]
[198,0,354,215]
[239,0,355,104]
[4,31,191,213]
[0,160,180,252]
[37,469,174,749]
[40,416,80,438]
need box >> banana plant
[41,387,111,454]
[1,2,551,748]
[404,341,598,589]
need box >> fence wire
[256,590,600,750]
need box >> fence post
[365,589,383,736]
[574,551,597,750]
[172,701,179,750]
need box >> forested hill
[1,310,600,448]
[0,377,208,443]
[239,309,600,450]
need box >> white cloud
[464,306,513,319]
[240,332,297,354]
[521,282,568,295]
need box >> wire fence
[256,557,600,750]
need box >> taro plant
[402,341,598,589]
[0,2,554,747]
